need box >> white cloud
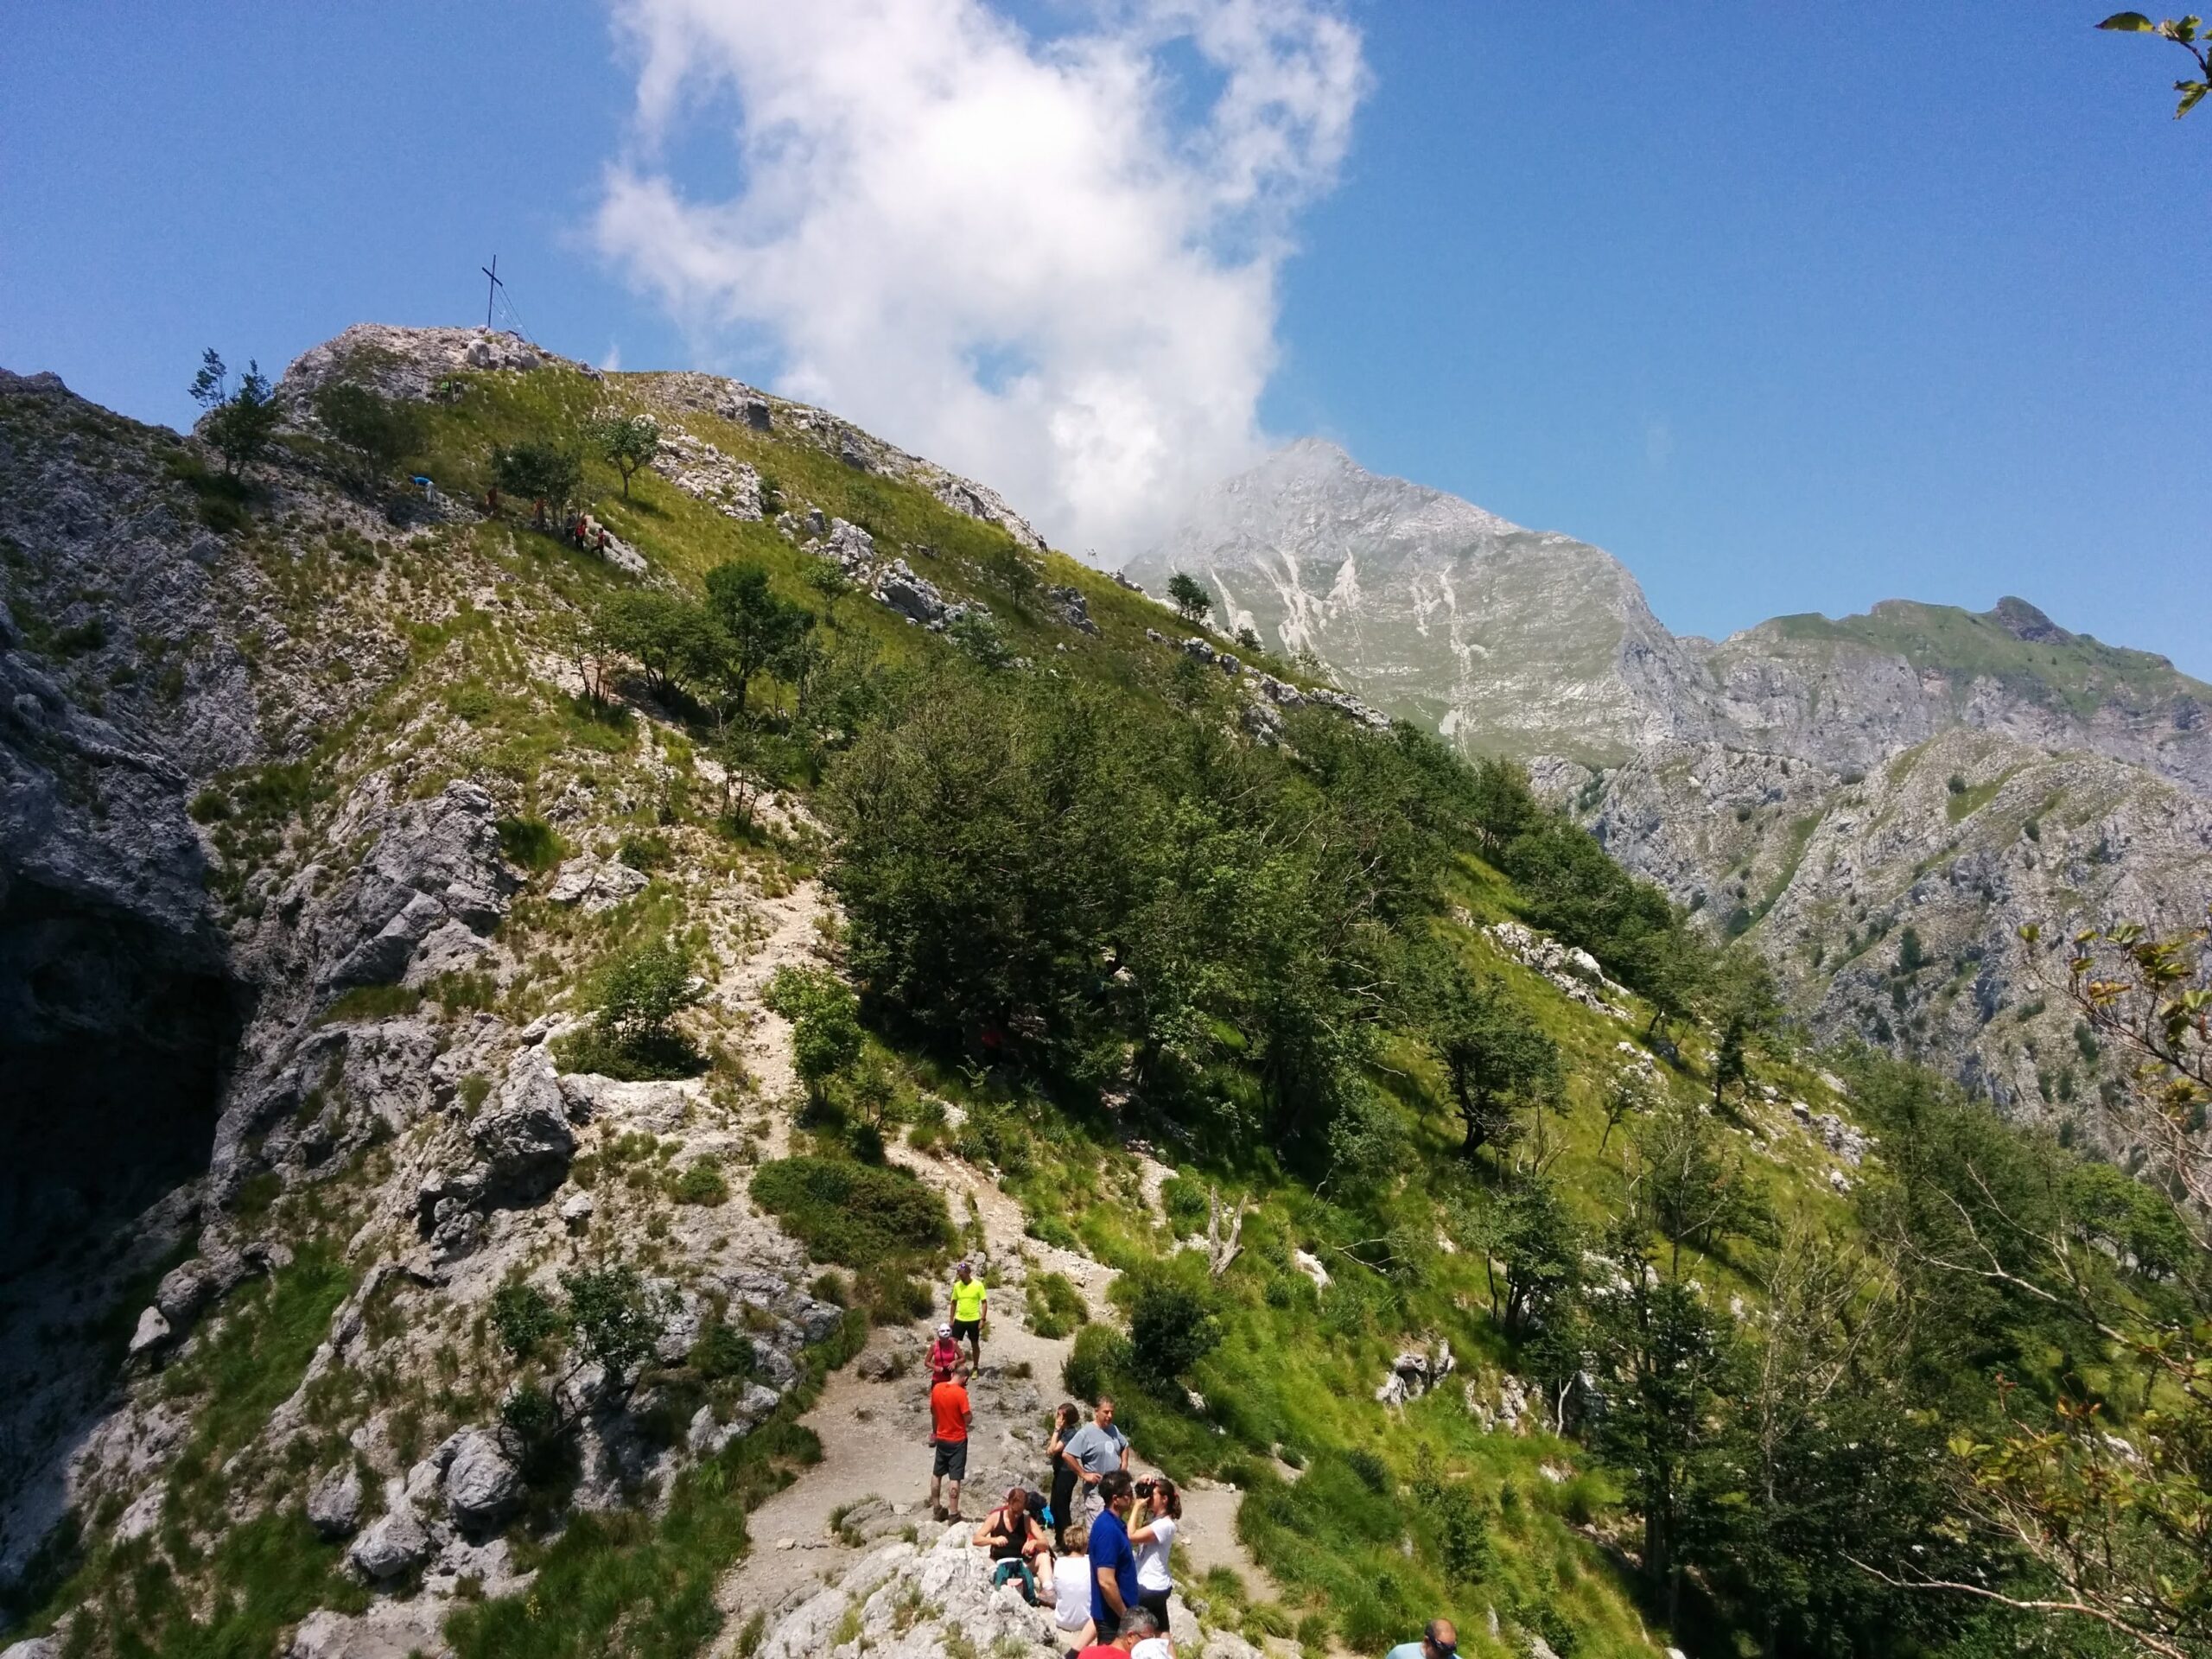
[593,0,1366,560]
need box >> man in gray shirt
[1059,1396,1131,1534]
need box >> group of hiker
[922,1262,1458,1659]
[921,1264,1182,1654]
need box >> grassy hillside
[1755,598,2208,721]
[8,340,2189,1659]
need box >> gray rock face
[545,855,648,912]
[649,429,763,522]
[469,1048,575,1205]
[1128,438,1712,767]
[1149,438,2212,1133]
[308,1465,365,1539]
[442,1429,523,1530]
[346,1503,430,1580]
[874,559,947,626]
[317,781,516,991]
[126,1306,172,1359]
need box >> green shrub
[1024,1271,1088,1340]
[672,1160,729,1206]
[1344,1447,1391,1495]
[1160,1175,1210,1236]
[1062,1323,1131,1402]
[762,965,862,1099]
[1126,1264,1222,1382]
[951,1101,1033,1175]
[557,933,704,1080]
[498,816,564,873]
[491,1280,563,1362]
[689,1319,755,1381]
[318,983,423,1024]
[749,1157,951,1270]
[618,831,672,871]
[853,1268,934,1322]
[560,1264,665,1380]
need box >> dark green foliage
[1124,1262,1223,1382]
[1061,1322,1133,1402]
[559,1264,664,1380]
[1166,570,1211,623]
[312,379,423,496]
[567,933,704,1080]
[1631,1096,1772,1273]
[492,1280,563,1361]
[1024,1270,1088,1339]
[1423,960,1561,1157]
[617,831,671,871]
[689,1317,755,1382]
[1706,948,1784,1108]
[671,1159,729,1205]
[188,349,280,478]
[587,411,661,498]
[1472,1173,1582,1341]
[748,1156,952,1270]
[946,607,1014,670]
[702,560,814,717]
[1466,760,1708,1023]
[1897,925,1926,973]
[1586,1268,1750,1617]
[497,815,563,873]
[499,1383,560,1453]
[823,665,1473,1162]
[1410,1450,1491,1585]
[598,589,721,699]
[761,965,862,1101]
[492,441,584,526]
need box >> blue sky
[3,2,2206,674]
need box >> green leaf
[2177,78,2209,115]
[2097,10,2157,29]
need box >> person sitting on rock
[973,1485,1052,1603]
[926,1363,972,1522]
[950,1260,988,1367]
[929,1322,963,1382]
[1044,1519,1096,1649]
[1384,1618,1459,1659]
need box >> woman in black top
[973,1487,1049,1603]
[1044,1401,1081,1548]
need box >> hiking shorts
[952,1317,982,1344]
[932,1438,969,1480]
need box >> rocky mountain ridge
[1135,441,2212,1133]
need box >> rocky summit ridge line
[1132,441,2212,1132]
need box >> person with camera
[1127,1474,1180,1625]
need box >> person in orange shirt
[927,1363,973,1522]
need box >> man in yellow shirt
[950,1260,988,1368]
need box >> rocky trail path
[703,866,1294,1649]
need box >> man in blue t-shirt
[1384,1619,1459,1659]
[1087,1470,1140,1639]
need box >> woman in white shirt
[1046,1532,1095,1649]
[1129,1475,1181,1625]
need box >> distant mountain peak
[1988,594,2073,645]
